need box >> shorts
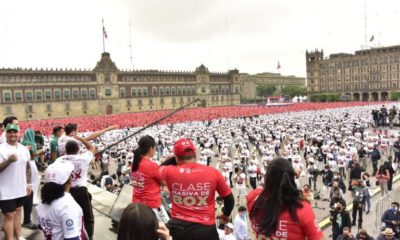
[0,196,26,213]
[167,218,219,240]
[237,188,247,196]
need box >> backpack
[371,150,380,161]
[353,188,364,204]
[105,176,113,186]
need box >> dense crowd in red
[20,102,383,136]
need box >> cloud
[1,0,400,77]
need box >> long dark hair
[132,135,155,172]
[41,182,66,205]
[249,158,302,237]
[117,203,158,240]
[378,165,386,175]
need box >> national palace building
[0,52,306,120]
[306,44,400,101]
[0,52,243,120]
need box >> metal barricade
[375,188,400,230]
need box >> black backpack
[105,177,113,186]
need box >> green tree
[281,86,307,98]
[256,84,277,97]
[310,93,341,102]
[391,92,400,101]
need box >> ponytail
[132,147,144,172]
[131,135,156,172]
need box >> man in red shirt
[160,138,234,240]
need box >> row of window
[1,88,97,103]
[319,73,400,83]
[211,85,230,94]
[320,65,400,76]
[0,75,93,84]
[320,56,400,69]
[131,96,197,106]
[22,101,89,113]
[120,75,195,82]
[120,86,197,97]
[120,75,235,83]
[319,82,395,92]
[244,78,303,84]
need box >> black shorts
[0,196,26,213]
[167,218,219,240]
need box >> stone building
[306,45,400,101]
[239,72,305,100]
[0,52,241,120]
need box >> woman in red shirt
[247,158,324,240]
[375,165,390,196]
[131,136,162,211]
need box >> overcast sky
[0,0,399,77]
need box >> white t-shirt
[38,193,83,240]
[337,155,346,167]
[248,165,257,178]
[224,161,233,173]
[235,173,246,189]
[29,160,40,198]
[58,135,78,156]
[223,233,235,240]
[0,133,5,145]
[55,152,94,187]
[0,142,30,200]
[198,156,208,166]
[222,170,230,186]
[101,153,109,164]
[293,162,304,175]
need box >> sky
[0,0,399,77]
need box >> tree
[391,92,400,101]
[256,84,277,97]
[281,85,307,98]
[310,93,340,102]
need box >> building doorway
[353,93,360,101]
[362,92,369,101]
[381,92,389,101]
[106,105,113,115]
[371,92,379,101]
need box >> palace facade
[306,45,400,101]
[0,53,241,120]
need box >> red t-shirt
[131,157,161,208]
[160,163,232,225]
[247,188,323,240]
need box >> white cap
[225,223,234,229]
[45,160,75,185]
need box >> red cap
[173,138,196,158]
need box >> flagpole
[102,18,105,53]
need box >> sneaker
[18,237,26,240]
[366,210,370,214]
[22,223,38,230]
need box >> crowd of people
[20,102,378,135]
[1,102,400,240]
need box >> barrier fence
[375,187,400,230]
